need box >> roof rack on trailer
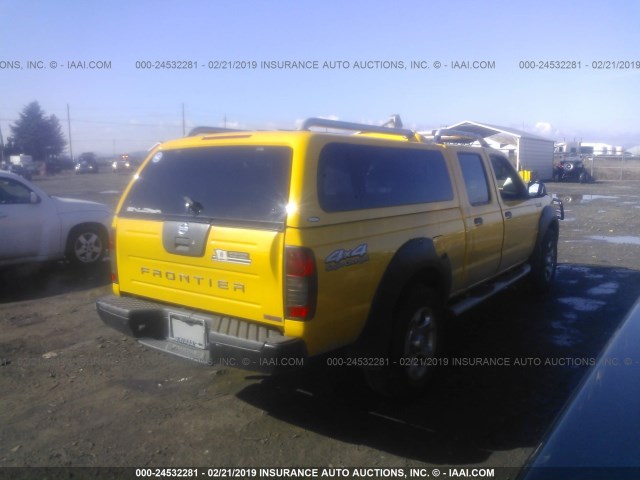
[187,126,245,136]
[300,117,416,139]
[422,128,491,148]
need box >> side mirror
[30,191,41,204]
[528,180,547,198]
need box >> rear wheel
[365,285,442,397]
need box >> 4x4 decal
[325,243,369,271]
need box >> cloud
[219,121,241,129]
[534,121,554,136]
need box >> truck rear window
[318,143,453,212]
[120,146,292,228]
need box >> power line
[0,117,181,127]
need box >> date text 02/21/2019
[518,60,640,69]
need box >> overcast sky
[1,0,639,156]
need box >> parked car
[553,158,594,183]
[8,154,39,179]
[112,154,134,173]
[0,171,111,267]
[520,298,640,479]
[1,160,33,181]
[75,152,100,174]
[75,159,100,174]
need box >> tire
[530,228,558,292]
[578,171,587,183]
[66,225,106,266]
[364,285,442,397]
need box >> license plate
[168,314,207,350]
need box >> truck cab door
[456,152,504,288]
[488,154,539,271]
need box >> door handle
[474,217,483,226]
[504,211,512,220]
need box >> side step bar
[449,264,531,316]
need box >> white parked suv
[0,171,112,267]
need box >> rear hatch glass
[120,146,292,229]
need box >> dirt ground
[2,173,640,478]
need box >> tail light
[285,246,317,320]
[109,228,118,284]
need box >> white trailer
[9,154,34,168]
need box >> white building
[423,120,555,180]
[555,141,624,156]
[628,145,640,156]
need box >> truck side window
[457,153,491,206]
[318,143,453,212]
[489,155,528,200]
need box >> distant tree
[3,136,18,157]
[44,114,67,158]
[0,127,7,163]
[9,101,67,162]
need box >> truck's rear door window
[318,143,453,212]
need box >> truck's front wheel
[66,225,107,266]
[530,228,558,292]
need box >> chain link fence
[583,156,640,181]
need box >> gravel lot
[2,172,640,478]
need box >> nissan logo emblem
[178,223,189,235]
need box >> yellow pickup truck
[97,118,563,395]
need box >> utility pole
[0,124,5,164]
[182,103,186,136]
[67,104,74,162]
